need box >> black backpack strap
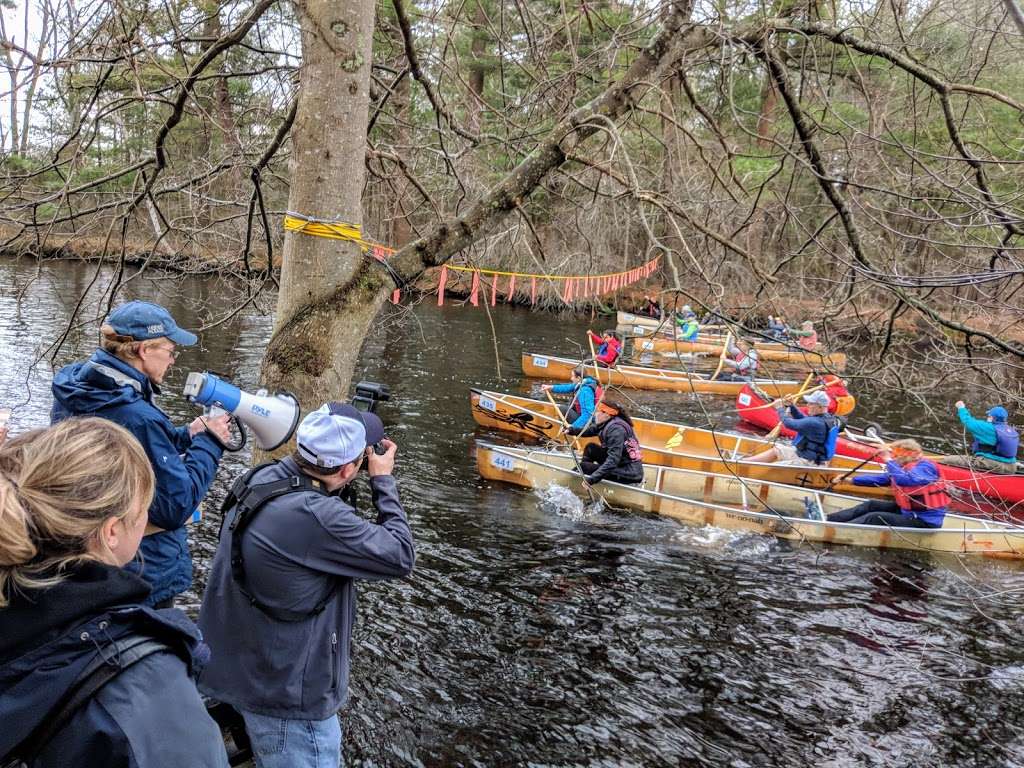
[2,633,170,768]
[226,472,335,623]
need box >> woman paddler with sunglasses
[50,301,232,608]
[566,399,645,487]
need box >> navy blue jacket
[0,561,228,767]
[51,350,224,604]
[778,405,835,464]
[198,458,415,719]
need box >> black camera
[351,381,390,414]
[351,381,390,455]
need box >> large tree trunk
[258,0,382,422]
[259,1,701,440]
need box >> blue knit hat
[987,406,1009,423]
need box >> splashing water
[535,482,605,521]
[988,665,1024,692]
[674,525,776,557]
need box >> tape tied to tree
[283,211,660,308]
[283,212,400,302]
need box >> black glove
[584,474,598,485]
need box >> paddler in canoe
[584,329,623,367]
[789,320,818,351]
[674,307,700,342]
[937,401,1020,475]
[565,399,644,487]
[636,294,663,319]
[766,314,789,341]
[746,390,840,467]
[540,366,602,433]
[711,339,759,381]
[826,439,947,529]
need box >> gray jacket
[197,458,415,719]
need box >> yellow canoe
[522,353,805,396]
[476,443,1024,560]
[632,336,846,370]
[469,389,888,498]
[617,311,727,333]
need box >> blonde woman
[51,301,230,607]
[0,418,228,767]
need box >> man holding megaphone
[51,301,231,607]
[197,401,415,768]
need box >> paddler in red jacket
[585,329,622,367]
[826,439,948,528]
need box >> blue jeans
[241,710,342,768]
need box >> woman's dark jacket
[0,561,228,767]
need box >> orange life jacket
[890,460,951,512]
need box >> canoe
[522,353,805,396]
[632,336,846,370]
[735,385,1024,505]
[476,443,1024,560]
[624,325,790,349]
[470,389,889,497]
[618,311,730,331]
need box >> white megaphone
[183,372,301,452]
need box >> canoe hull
[633,336,846,369]
[470,389,889,497]
[736,385,1024,505]
[477,443,1024,559]
[522,353,803,396]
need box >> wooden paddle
[826,448,889,489]
[587,331,603,382]
[543,387,602,502]
[544,387,580,448]
[765,374,818,442]
[710,331,733,381]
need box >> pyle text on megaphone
[183,372,301,452]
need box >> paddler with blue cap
[938,401,1020,475]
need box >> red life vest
[799,331,818,350]
[890,460,951,512]
[599,337,621,365]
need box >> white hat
[803,391,831,407]
[296,403,368,468]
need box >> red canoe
[735,385,1024,506]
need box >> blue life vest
[793,413,840,464]
[972,422,1020,461]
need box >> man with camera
[197,401,415,768]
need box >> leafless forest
[1,0,1022,403]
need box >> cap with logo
[987,405,1009,423]
[296,402,386,469]
[106,301,198,346]
[803,391,831,407]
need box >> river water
[2,258,1023,767]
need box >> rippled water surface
[2,258,1024,767]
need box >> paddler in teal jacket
[542,366,601,431]
[938,401,1020,475]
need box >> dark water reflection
[2,259,1024,767]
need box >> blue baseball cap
[987,406,1009,423]
[106,301,198,346]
